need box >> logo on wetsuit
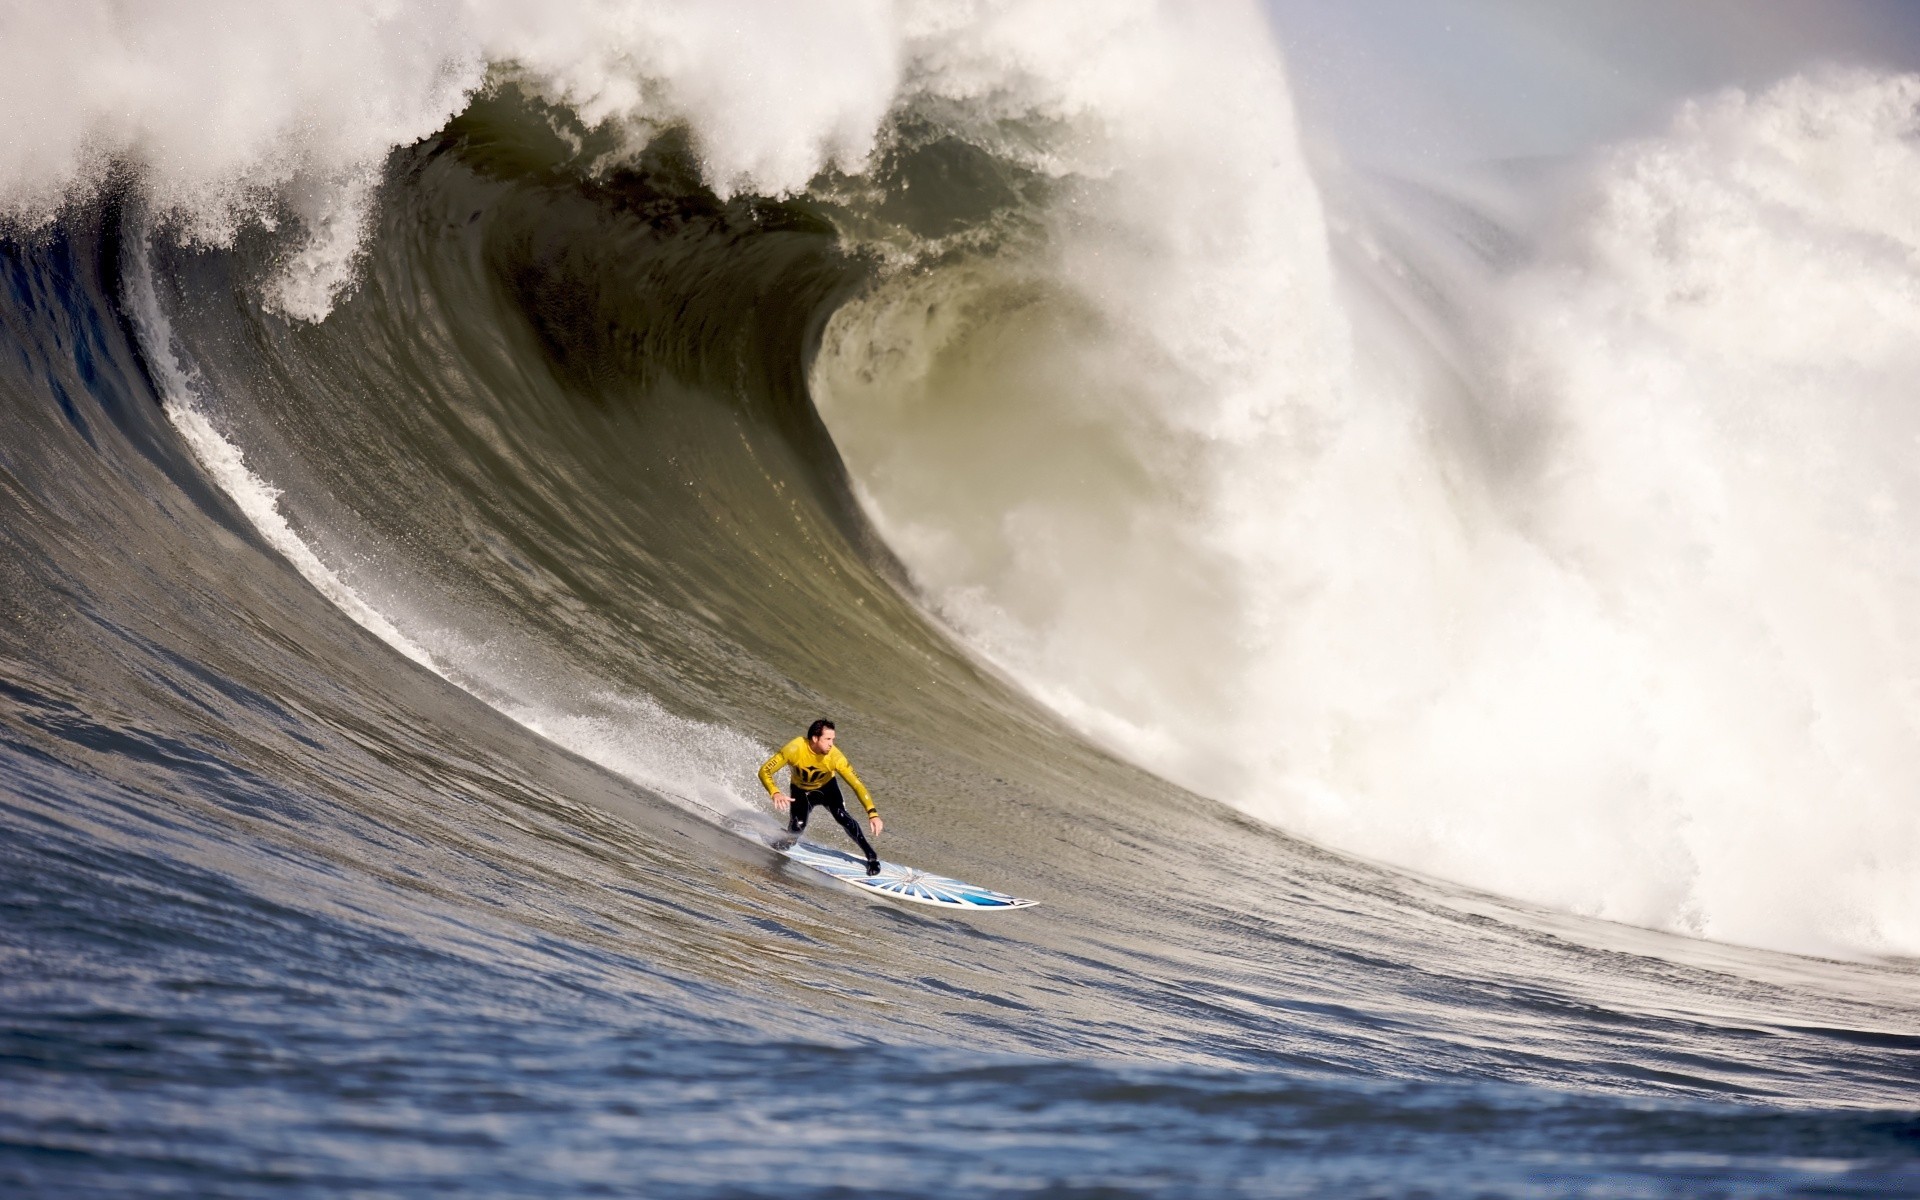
[791,765,836,791]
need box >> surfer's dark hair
[807,718,835,740]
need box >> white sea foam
[6,0,904,318]
[819,66,1920,959]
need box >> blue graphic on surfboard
[780,840,1037,910]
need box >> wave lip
[2,0,911,321]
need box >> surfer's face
[809,728,835,755]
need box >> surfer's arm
[834,754,878,816]
[757,750,788,798]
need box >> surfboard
[780,840,1037,911]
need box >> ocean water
[3,2,1918,1196]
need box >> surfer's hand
[869,814,884,837]
[772,793,790,814]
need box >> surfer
[759,719,884,875]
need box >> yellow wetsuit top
[758,737,877,816]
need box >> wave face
[4,3,1920,1196]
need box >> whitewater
[3,2,1918,1196]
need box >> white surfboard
[780,840,1037,911]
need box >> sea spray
[817,69,1920,957]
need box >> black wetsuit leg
[790,779,878,866]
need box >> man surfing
[758,718,884,875]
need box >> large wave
[14,12,1920,1192]
[12,0,1920,963]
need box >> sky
[1262,0,1920,170]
